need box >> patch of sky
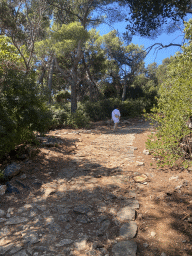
[93,7,192,67]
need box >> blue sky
[96,14,192,67]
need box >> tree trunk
[71,66,77,113]
[48,57,55,104]
[122,84,127,101]
[38,66,46,85]
[70,40,83,113]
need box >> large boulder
[4,163,21,179]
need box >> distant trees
[44,0,125,112]
[1,0,190,114]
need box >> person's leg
[114,122,118,131]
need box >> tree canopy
[121,0,192,37]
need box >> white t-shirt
[112,109,120,123]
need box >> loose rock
[117,207,135,221]
[56,239,74,247]
[0,185,7,196]
[4,162,21,178]
[112,240,137,256]
[119,221,138,239]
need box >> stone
[29,209,38,218]
[0,185,6,196]
[169,176,179,181]
[101,220,110,230]
[161,253,167,256]
[74,205,92,214]
[0,210,5,217]
[13,249,28,256]
[109,208,117,215]
[97,220,111,236]
[143,149,150,155]
[151,231,156,237]
[20,174,27,179]
[65,223,72,230]
[47,223,61,233]
[97,202,107,213]
[36,205,47,211]
[133,174,148,183]
[5,182,20,194]
[97,215,108,223]
[9,244,23,254]
[112,240,137,256]
[56,205,70,214]
[128,191,137,198]
[117,207,135,221]
[124,199,139,209]
[7,208,14,214]
[56,239,74,247]
[33,245,49,252]
[59,214,72,222]
[135,161,144,166]
[4,162,21,178]
[0,244,13,255]
[22,232,39,244]
[76,215,89,224]
[0,227,10,236]
[44,216,54,225]
[143,243,149,248]
[175,185,182,190]
[119,221,138,239]
[5,217,28,225]
[74,239,88,251]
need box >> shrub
[55,90,71,103]
[0,60,52,158]
[83,98,147,121]
[49,104,69,129]
[146,24,192,166]
[65,109,90,129]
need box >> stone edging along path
[0,121,152,256]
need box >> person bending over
[112,105,121,131]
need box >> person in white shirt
[112,105,121,131]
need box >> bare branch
[146,42,182,55]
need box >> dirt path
[0,119,192,256]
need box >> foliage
[0,37,52,158]
[55,90,71,103]
[52,22,90,55]
[48,103,90,129]
[146,21,192,166]
[0,0,50,71]
[65,109,90,129]
[121,0,191,37]
[48,104,69,129]
[83,98,147,121]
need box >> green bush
[65,109,90,129]
[84,98,120,121]
[55,90,71,103]
[83,98,148,121]
[0,63,52,158]
[49,104,69,129]
[146,22,192,166]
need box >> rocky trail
[0,119,192,256]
